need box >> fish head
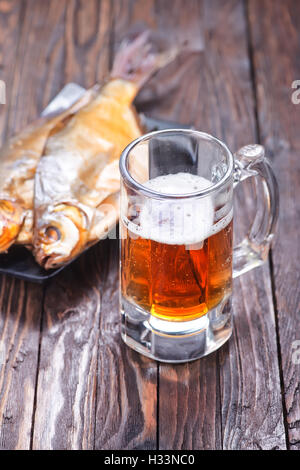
[0,200,24,251]
[34,203,89,269]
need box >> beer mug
[119,130,279,362]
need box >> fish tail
[111,30,179,89]
[0,200,24,252]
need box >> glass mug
[119,130,279,363]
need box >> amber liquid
[121,219,233,321]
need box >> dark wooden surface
[0,0,299,450]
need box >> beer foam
[126,172,229,246]
[125,173,233,245]
[142,172,213,195]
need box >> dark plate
[0,115,191,283]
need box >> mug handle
[232,144,279,278]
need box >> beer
[121,173,233,322]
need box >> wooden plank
[93,1,159,450]
[248,0,300,449]
[118,0,286,449]
[94,239,158,450]
[27,0,156,451]
[29,0,113,450]
[0,0,24,140]
[32,248,102,449]
[0,277,43,450]
[0,0,45,450]
[5,0,67,133]
[0,0,290,451]
[111,0,222,450]
[200,0,286,449]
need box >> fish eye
[45,226,61,242]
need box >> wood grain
[32,250,102,449]
[0,0,44,451]
[94,239,158,450]
[111,0,224,450]
[197,0,286,449]
[0,2,17,138]
[28,0,112,450]
[93,1,160,449]
[0,0,298,450]
[0,0,24,140]
[248,0,300,449]
[114,0,287,450]
[0,277,43,450]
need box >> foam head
[129,172,216,246]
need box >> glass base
[120,295,232,363]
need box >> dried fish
[0,87,97,251]
[33,31,178,268]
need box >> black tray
[0,115,191,283]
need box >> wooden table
[0,0,299,450]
